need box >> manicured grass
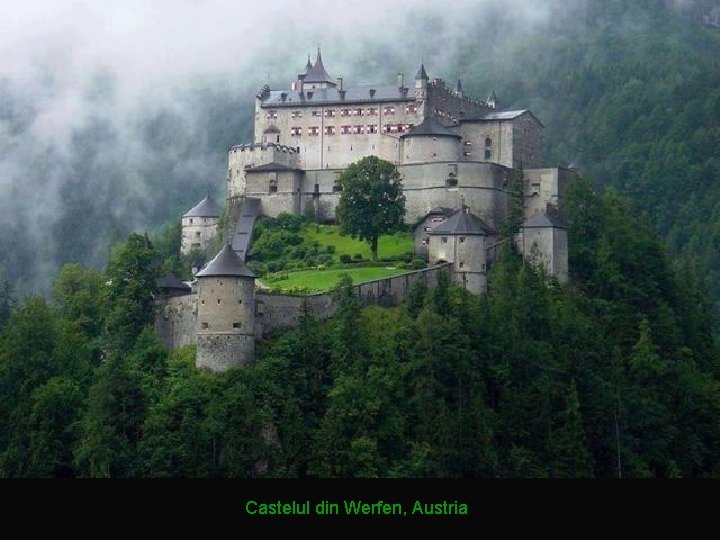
[302,224,414,262]
[260,267,406,293]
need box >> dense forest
[2,0,720,477]
[1,179,719,477]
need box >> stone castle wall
[155,264,454,347]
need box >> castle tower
[400,116,462,164]
[302,47,336,91]
[428,207,493,294]
[195,244,257,372]
[516,213,568,283]
[414,63,429,118]
[181,195,222,255]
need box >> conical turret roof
[400,116,461,139]
[183,195,221,218]
[429,211,493,236]
[196,244,256,278]
[415,63,428,80]
[304,47,335,85]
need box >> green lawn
[302,225,414,262]
[260,267,406,293]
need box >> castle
[158,49,576,372]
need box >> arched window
[485,137,492,147]
[269,179,278,194]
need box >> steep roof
[401,116,461,139]
[183,195,221,218]
[522,213,568,229]
[196,244,256,278]
[415,63,428,80]
[481,109,544,127]
[304,48,335,85]
[429,211,494,236]
[156,272,191,292]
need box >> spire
[305,54,313,73]
[415,63,428,80]
[487,89,498,108]
[304,46,336,85]
[457,79,463,92]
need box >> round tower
[195,244,256,372]
[181,195,221,256]
[400,116,462,164]
[428,207,492,295]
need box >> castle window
[291,111,303,118]
[424,226,432,232]
[485,137,492,147]
[459,262,465,269]
[189,218,193,224]
[238,299,242,304]
[233,322,241,329]
[333,180,342,192]
[481,263,486,271]
[354,108,363,116]
[431,217,444,224]
[201,299,205,305]
[341,109,351,117]
[463,141,472,146]
[324,126,335,135]
[217,298,221,304]
[367,125,378,134]
[312,110,321,117]
[446,177,458,188]
[463,151,472,157]
[484,149,491,160]
[353,125,364,134]
[340,125,351,135]
[442,237,448,244]
[384,106,395,115]
[422,236,429,245]
[192,243,201,249]
[290,127,302,136]
[269,180,278,194]
[367,108,378,116]
[324,109,336,118]
[309,126,319,136]
[405,105,417,114]
[195,232,201,237]
[459,237,466,243]
[266,110,278,119]
[201,322,209,329]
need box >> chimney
[397,73,404,88]
[280,92,288,102]
[369,88,376,98]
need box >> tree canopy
[335,156,406,262]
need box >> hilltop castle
[159,49,576,371]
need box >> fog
[0,0,706,293]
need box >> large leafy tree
[335,156,406,262]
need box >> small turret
[196,244,257,372]
[487,89,498,109]
[181,195,221,256]
[303,47,336,90]
[456,79,463,97]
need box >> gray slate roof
[156,272,191,291]
[304,49,335,85]
[183,195,221,218]
[196,244,257,278]
[429,211,494,236]
[261,84,414,107]
[401,116,461,139]
[522,213,568,229]
[415,63,428,80]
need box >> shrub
[277,212,304,232]
[326,245,336,254]
[353,253,363,260]
[340,254,352,264]
[410,258,427,270]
